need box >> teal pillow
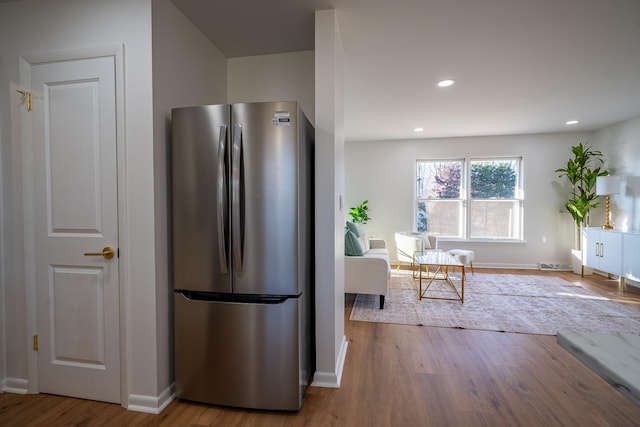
[346,221,366,237]
[345,229,364,256]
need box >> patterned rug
[349,271,640,335]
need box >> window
[416,160,464,237]
[416,157,523,241]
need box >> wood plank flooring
[2,269,640,426]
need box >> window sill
[437,238,527,245]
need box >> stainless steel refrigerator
[170,101,315,411]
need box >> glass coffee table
[413,251,465,303]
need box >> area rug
[349,271,640,335]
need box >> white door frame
[20,44,129,405]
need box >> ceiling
[171,0,640,142]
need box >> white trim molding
[311,335,348,388]
[126,384,174,414]
[2,377,29,394]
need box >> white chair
[394,231,438,270]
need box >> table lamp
[596,176,620,229]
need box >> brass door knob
[84,246,116,260]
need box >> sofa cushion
[345,229,364,256]
[366,248,389,257]
[358,235,370,253]
[346,221,365,236]
[346,221,370,253]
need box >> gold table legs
[418,264,465,303]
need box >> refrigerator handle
[217,125,228,273]
[231,124,243,273]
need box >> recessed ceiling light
[437,79,455,87]
[414,127,424,132]
[566,120,579,125]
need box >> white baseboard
[400,262,542,270]
[2,377,29,394]
[475,262,539,270]
[1,377,176,414]
[311,335,348,388]
[127,383,174,414]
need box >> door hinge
[16,89,32,111]
[33,334,39,351]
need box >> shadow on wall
[623,176,640,231]
[550,179,569,209]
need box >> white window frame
[415,156,525,242]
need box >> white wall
[591,115,640,232]
[0,0,194,411]
[227,31,345,387]
[345,131,593,268]
[0,1,345,407]
[151,0,228,404]
[0,0,149,395]
[313,9,347,388]
[228,51,315,123]
[0,0,27,386]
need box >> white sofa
[344,222,390,309]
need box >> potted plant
[555,142,609,272]
[348,200,371,223]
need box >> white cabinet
[583,228,640,290]
[622,232,640,282]
[582,228,622,276]
[582,228,598,267]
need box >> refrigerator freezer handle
[231,124,243,273]
[217,125,228,273]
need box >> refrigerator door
[174,292,305,410]
[171,105,231,293]
[231,102,303,296]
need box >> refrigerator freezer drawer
[174,293,307,411]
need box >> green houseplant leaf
[555,142,609,249]
[349,200,371,223]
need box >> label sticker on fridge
[272,111,291,126]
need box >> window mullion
[464,158,470,240]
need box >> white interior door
[31,55,120,403]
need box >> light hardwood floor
[2,269,640,426]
